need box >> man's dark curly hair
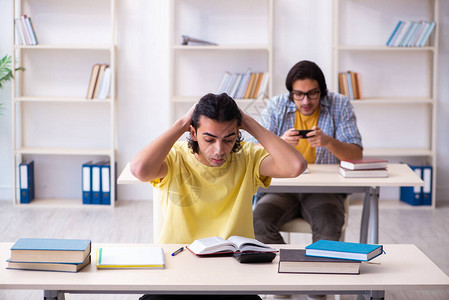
[187,93,243,154]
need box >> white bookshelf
[11,0,118,207]
[332,0,439,207]
[169,0,273,124]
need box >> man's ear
[190,125,197,141]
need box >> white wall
[0,0,448,203]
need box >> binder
[82,161,93,205]
[19,161,35,204]
[101,162,111,205]
[91,161,106,205]
[421,166,433,205]
[400,165,422,205]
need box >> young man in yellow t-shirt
[131,93,307,300]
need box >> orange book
[338,72,349,98]
[93,64,108,99]
[252,72,264,99]
[86,64,101,99]
[355,73,363,100]
[244,73,256,99]
[349,71,358,99]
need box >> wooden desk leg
[369,187,380,244]
[359,187,371,244]
[44,290,65,300]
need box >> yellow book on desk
[96,246,165,269]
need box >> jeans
[253,193,346,244]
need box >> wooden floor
[1,199,449,299]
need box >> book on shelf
[19,160,35,204]
[278,249,360,274]
[10,238,91,264]
[216,71,268,100]
[7,255,91,273]
[387,19,436,47]
[305,240,383,262]
[96,246,165,269]
[86,64,111,100]
[340,159,388,170]
[15,15,38,46]
[339,167,388,178]
[181,35,217,46]
[82,161,93,205]
[83,161,116,205]
[338,71,362,100]
[187,235,276,256]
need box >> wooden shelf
[350,97,433,104]
[14,198,112,208]
[15,96,113,103]
[336,45,436,52]
[15,147,114,156]
[363,148,433,157]
[14,44,114,51]
[172,45,270,51]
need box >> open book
[187,236,277,256]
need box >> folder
[82,161,93,205]
[101,162,111,205]
[91,161,106,205]
[19,161,35,204]
[400,165,422,205]
[100,162,117,205]
[421,166,432,206]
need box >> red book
[340,159,388,170]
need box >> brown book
[338,72,349,98]
[93,64,108,99]
[251,72,263,99]
[349,71,358,99]
[244,73,256,99]
[86,64,101,99]
[278,249,360,274]
[355,72,363,100]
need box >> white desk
[118,163,423,244]
[1,243,448,299]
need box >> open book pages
[187,235,277,256]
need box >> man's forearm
[131,118,189,182]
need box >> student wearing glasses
[253,60,363,247]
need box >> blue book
[400,165,422,205]
[19,160,35,204]
[305,240,383,261]
[100,161,117,205]
[82,161,93,205]
[10,238,91,263]
[386,20,403,46]
[417,22,436,47]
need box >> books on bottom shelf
[338,71,363,100]
[19,160,35,204]
[187,235,276,256]
[86,64,111,100]
[82,161,116,205]
[96,246,165,269]
[217,71,269,100]
[15,15,38,46]
[278,249,360,274]
[339,159,388,178]
[305,240,384,262]
[8,238,92,272]
[400,165,432,206]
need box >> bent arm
[131,110,193,182]
[241,111,307,178]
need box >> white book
[97,67,112,99]
[216,71,231,94]
[417,22,436,47]
[256,72,270,99]
[392,21,411,47]
[187,235,276,256]
[96,246,165,269]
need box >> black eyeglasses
[291,89,321,101]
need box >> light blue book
[305,240,383,261]
[10,238,91,263]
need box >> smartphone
[293,129,314,138]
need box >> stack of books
[7,238,91,272]
[86,64,112,100]
[278,240,383,274]
[339,159,388,178]
[82,161,116,205]
[338,71,363,100]
[216,71,269,100]
[386,20,436,47]
[15,15,38,46]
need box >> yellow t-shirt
[150,141,271,244]
[294,107,320,163]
